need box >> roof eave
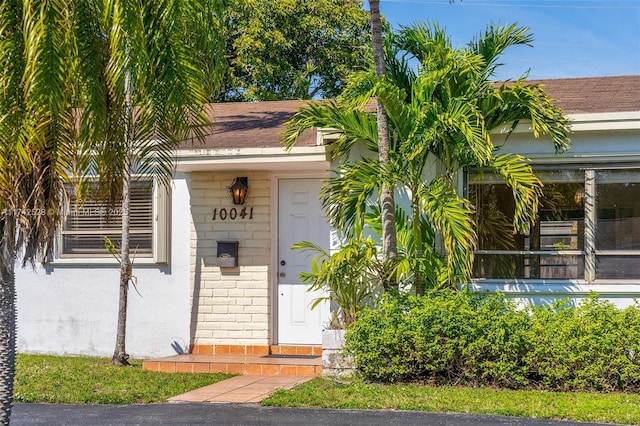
[174,145,330,172]
[491,111,640,135]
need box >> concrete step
[143,346,323,376]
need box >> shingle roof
[179,76,639,151]
[178,99,316,150]
[526,75,640,114]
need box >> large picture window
[59,180,164,259]
[594,170,640,279]
[469,167,640,281]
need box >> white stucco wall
[489,112,640,159]
[15,173,192,359]
[468,283,640,310]
[13,112,640,358]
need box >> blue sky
[372,0,640,80]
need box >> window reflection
[595,170,640,279]
[474,254,584,279]
[471,168,640,281]
[470,171,584,280]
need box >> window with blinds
[60,181,154,257]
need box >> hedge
[345,290,640,391]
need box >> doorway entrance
[277,178,330,345]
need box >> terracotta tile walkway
[168,375,314,404]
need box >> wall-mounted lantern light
[228,177,249,205]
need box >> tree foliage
[0,0,79,420]
[0,0,224,419]
[293,238,382,329]
[284,22,571,291]
[72,0,225,366]
[219,0,371,101]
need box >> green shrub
[345,291,640,391]
[292,237,382,329]
[525,295,640,391]
[462,293,531,387]
[345,290,530,386]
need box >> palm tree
[74,0,225,365]
[0,2,224,419]
[0,0,82,421]
[368,0,397,291]
[284,22,570,293]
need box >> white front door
[277,178,329,345]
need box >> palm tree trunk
[0,258,16,424]
[369,0,397,291]
[113,64,132,366]
[412,190,424,295]
[112,166,131,366]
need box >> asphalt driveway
[12,403,617,426]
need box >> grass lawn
[15,354,232,404]
[262,377,640,425]
[15,354,639,424]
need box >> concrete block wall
[188,171,271,347]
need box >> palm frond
[489,153,543,234]
[437,99,492,167]
[320,159,382,238]
[293,237,380,327]
[366,203,436,256]
[484,81,571,153]
[83,0,223,201]
[395,21,452,67]
[283,101,378,157]
[467,23,533,79]
[339,70,378,108]
[420,178,476,285]
[282,19,571,291]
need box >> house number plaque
[212,207,253,221]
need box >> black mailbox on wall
[217,240,239,268]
